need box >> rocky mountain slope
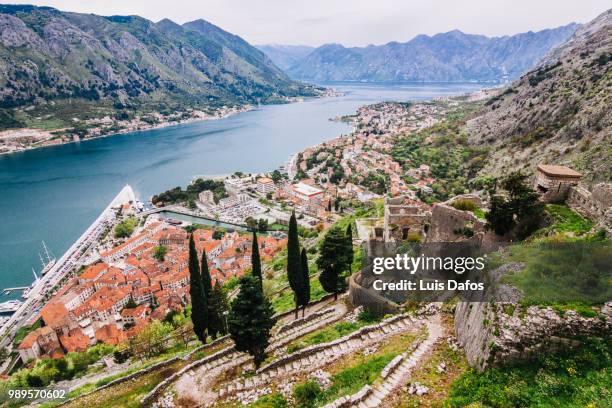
[255,44,314,71]
[467,9,611,185]
[0,5,315,130]
[280,24,578,83]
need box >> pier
[1,287,28,296]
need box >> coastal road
[287,153,298,180]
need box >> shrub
[406,231,422,242]
[451,198,478,212]
[114,217,137,238]
[294,380,322,408]
[26,373,44,387]
[357,308,379,323]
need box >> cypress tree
[287,212,304,319]
[300,248,310,317]
[317,226,348,300]
[201,249,220,339]
[188,235,207,343]
[345,224,354,272]
[251,230,262,291]
[228,276,275,368]
[210,279,229,335]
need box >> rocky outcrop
[455,300,612,370]
[467,9,611,184]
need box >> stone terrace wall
[567,183,612,235]
[455,301,612,371]
[348,271,401,316]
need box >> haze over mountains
[255,45,314,71]
[259,24,579,83]
[0,4,315,128]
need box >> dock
[1,287,28,296]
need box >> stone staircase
[216,313,426,401]
[143,303,348,406]
[322,316,443,408]
[271,307,341,348]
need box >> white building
[289,182,324,202]
[218,193,250,209]
[198,190,215,205]
[257,177,276,195]
[60,285,95,311]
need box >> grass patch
[320,354,394,402]
[473,207,486,220]
[271,276,326,315]
[286,309,382,353]
[13,319,41,346]
[545,204,595,235]
[250,393,288,407]
[446,337,611,408]
[52,360,185,408]
[286,322,360,353]
[501,241,611,306]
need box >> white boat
[39,241,56,275]
[21,287,31,299]
[0,300,23,315]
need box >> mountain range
[255,44,314,71]
[468,9,611,184]
[0,5,316,129]
[260,24,579,83]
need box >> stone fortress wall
[534,164,611,236]
[566,183,612,235]
[350,163,611,371]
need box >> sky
[6,0,610,47]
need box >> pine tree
[287,211,304,319]
[300,248,310,317]
[485,172,544,239]
[201,249,220,339]
[228,276,275,368]
[188,235,207,343]
[317,226,349,300]
[251,230,263,291]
